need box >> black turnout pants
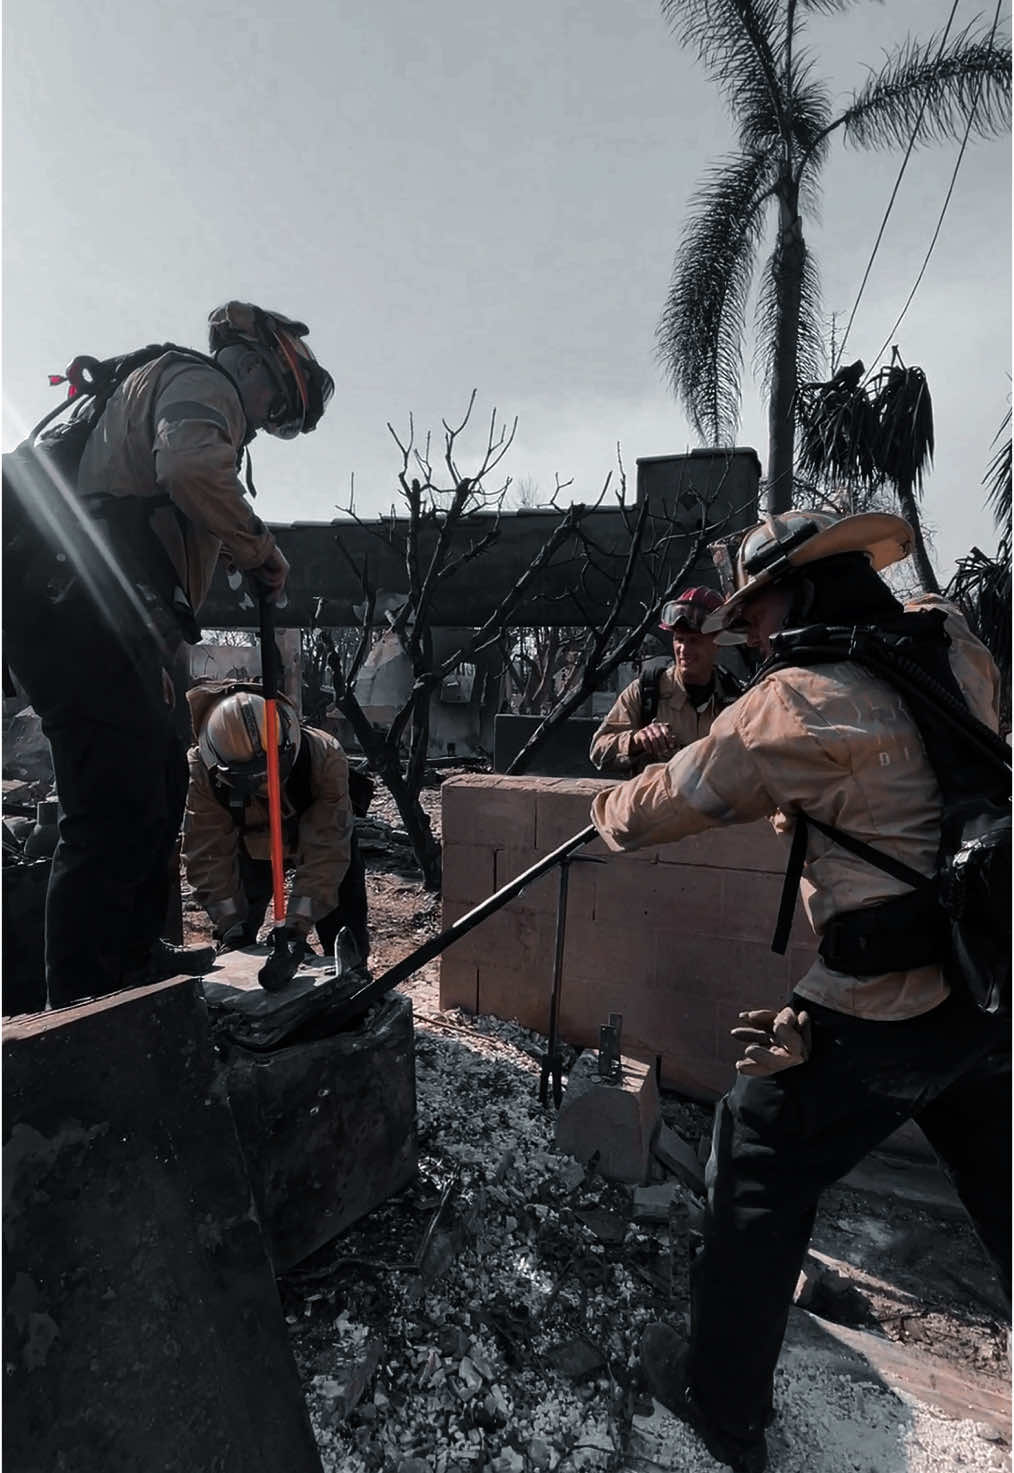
[688,989,1011,1444]
[7,595,188,1008]
[238,828,370,962]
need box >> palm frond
[753,236,825,401]
[796,0,877,13]
[946,546,1012,725]
[657,149,776,444]
[869,362,934,498]
[662,0,787,131]
[833,23,1012,152]
[795,361,881,489]
[984,405,1012,544]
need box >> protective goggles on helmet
[261,328,334,440]
[208,301,334,438]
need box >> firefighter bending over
[183,682,369,968]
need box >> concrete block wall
[440,775,817,1100]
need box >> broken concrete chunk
[653,1124,706,1194]
[631,1184,679,1223]
[458,1356,484,1394]
[574,1206,628,1244]
[794,1253,871,1326]
[528,1437,555,1470]
[554,1051,660,1185]
[547,1337,607,1380]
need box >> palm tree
[657,1,1011,512]
[946,405,1012,730]
[796,351,941,591]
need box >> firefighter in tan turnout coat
[589,586,743,774]
[590,511,1010,1473]
[3,301,332,1005]
[183,682,368,964]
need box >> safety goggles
[264,332,334,439]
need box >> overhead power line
[832,0,963,374]
[864,0,1005,380]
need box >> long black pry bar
[539,853,572,1109]
[326,822,600,1030]
[539,850,605,1108]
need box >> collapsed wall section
[439,774,816,1099]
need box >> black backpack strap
[772,815,809,955]
[771,808,933,955]
[638,665,661,726]
[803,812,931,890]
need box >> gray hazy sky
[3,0,1011,577]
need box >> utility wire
[863,0,1005,381]
[832,0,963,373]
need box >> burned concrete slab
[3,976,322,1473]
[205,949,418,1272]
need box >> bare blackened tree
[315,396,607,889]
[501,625,589,715]
[504,453,735,775]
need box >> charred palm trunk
[894,482,941,595]
[767,185,805,514]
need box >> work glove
[216,919,258,954]
[249,545,290,599]
[730,1006,812,1077]
[258,924,310,993]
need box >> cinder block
[719,869,795,941]
[494,846,598,922]
[533,779,613,854]
[592,859,719,930]
[442,841,496,905]
[563,922,654,988]
[448,904,546,976]
[555,1050,660,1185]
[440,954,480,1013]
[3,978,322,1473]
[477,963,554,1035]
[442,775,537,850]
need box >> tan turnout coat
[183,682,353,934]
[590,598,1001,1021]
[77,352,276,623]
[590,664,743,774]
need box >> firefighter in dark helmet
[3,302,333,1006]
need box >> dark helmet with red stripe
[208,301,333,439]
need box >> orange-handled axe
[258,592,287,925]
